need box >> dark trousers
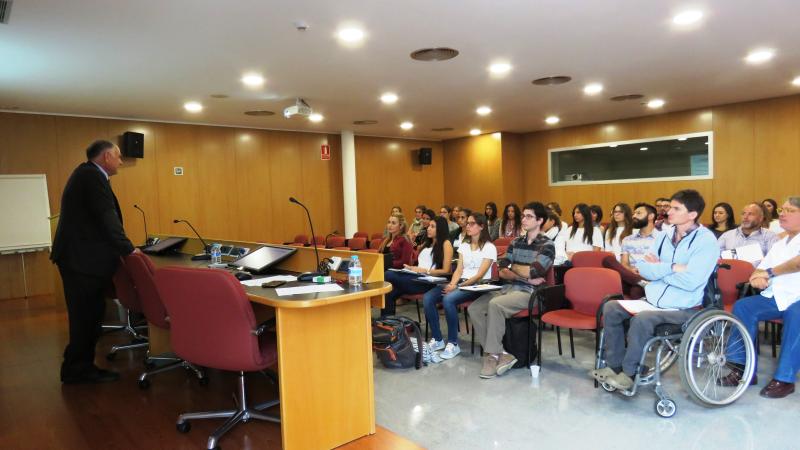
[59,265,109,377]
[602,255,645,298]
[382,270,435,316]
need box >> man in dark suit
[51,139,137,384]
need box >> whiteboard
[0,174,53,253]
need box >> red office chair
[283,234,308,246]
[493,237,512,247]
[496,246,508,258]
[155,267,280,450]
[311,235,325,246]
[348,237,367,251]
[717,259,754,312]
[353,231,369,239]
[538,267,622,365]
[369,238,384,250]
[125,252,205,389]
[106,257,149,359]
[327,235,346,248]
[370,232,384,241]
[572,251,614,268]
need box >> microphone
[324,230,340,247]
[289,197,324,280]
[173,219,211,261]
[133,204,149,246]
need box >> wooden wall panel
[500,133,525,205]
[443,134,503,212]
[751,96,800,203]
[354,136,444,236]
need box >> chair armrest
[596,293,624,330]
[252,318,276,336]
[537,284,567,316]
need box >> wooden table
[148,238,389,450]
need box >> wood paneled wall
[354,136,444,235]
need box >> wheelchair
[594,264,756,418]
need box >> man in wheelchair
[591,190,719,391]
[722,196,800,399]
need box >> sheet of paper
[618,299,677,315]
[418,275,448,283]
[459,284,503,292]
[239,275,297,286]
[275,284,344,296]
[721,243,763,264]
[388,268,421,275]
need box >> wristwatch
[766,268,775,278]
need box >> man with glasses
[722,197,800,399]
[468,202,555,379]
[718,202,778,266]
[654,197,671,230]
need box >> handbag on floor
[372,316,424,369]
[502,316,537,368]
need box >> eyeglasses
[521,214,536,220]
[612,210,624,214]
[465,221,478,226]
[778,207,799,214]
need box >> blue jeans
[728,294,800,383]
[382,271,436,317]
[423,284,483,344]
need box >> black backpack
[372,316,424,369]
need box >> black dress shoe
[760,379,795,399]
[61,368,120,384]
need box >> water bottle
[348,255,363,287]
[211,244,222,265]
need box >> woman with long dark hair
[563,203,603,260]
[423,213,497,359]
[485,202,500,241]
[708,202,736,238]
[762,198,783,232]
[590,204,605,232]
[382,217,453,317]
[501,203,522,238]
[450,208,472,249]
[605,203,634,260]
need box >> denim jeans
[728,294,800,383]
[382,270,436,317]
[423,284,483,343]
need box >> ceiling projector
[283,98,312,119]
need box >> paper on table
[418,275,448,283]
[275,284,344,296]
[618,299,677,315]
[239,275,297,286]
[721,243,763,264]
[459,284,503,292]
[388,268,421,276]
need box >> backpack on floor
[372,316,424,369]
[502,316,537,368]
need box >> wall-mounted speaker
[121,131,144,158]
[418,147,432,165]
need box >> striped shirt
[501,233,556,293]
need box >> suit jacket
[51,162,135,277]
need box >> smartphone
[261,280,286,288]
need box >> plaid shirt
[500,233,556,293]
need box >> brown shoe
[759,379,795,399]
[717,366,757,387]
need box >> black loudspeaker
[121,131,144,158]
[418,147,432,165]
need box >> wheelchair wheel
[640,340,679,383]
[678,310,755,407]
[655,398,677,418]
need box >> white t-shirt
[458,241,497,280]
[417,247,435,270]
[564,226,603,253]
[758,233,800,311]
[604,227,625,260]
[769,219,784,234]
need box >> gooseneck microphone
[324,230,340,247]
[289,197,323,278]
[133,204,148,246]
[173,219,211,261]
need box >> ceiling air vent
[610,94,644,102]
[244,110,275,116]
[353,120,378,125]
[532,76,572,86]
[410,47,459,61]
[0,1,13,24]
[431,127,454,132]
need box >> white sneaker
[428,339,445,352]
[440,342,461,359]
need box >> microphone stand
[173,219,211,261]
[133,204,149,246]
[289,197,324,280]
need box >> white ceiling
[1,0,799,140]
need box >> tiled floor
[373,303,800,450]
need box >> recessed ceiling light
[678,137,687,141]
[380,92,398,104]
[308,113,324,122]
[792,76,800,86]
[488,62,512,75]
[640,147,649,151]
[183,101,203,113]
[337,27,365,43]
[647,99,666,109]
[241,73,265,87]
[672,10,704,26]
[476,106,492,116]
[400,121,414,130]
[469,129,481,136]
[583,83,604,95]
[609,144,618,148]
[545,116,560,125]
[745,48,775,65]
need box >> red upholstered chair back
[353,231,369,239]
[327,235,346,248]
[125,253,170,329]
[312,235,325,246]
[369,238,383,249]
[112,257,142,313]
[154,267,274,372]
[496,246,508,258]
[717,259,754,307]
[370,233,384,241]
[572,251,614,268]
[494,237,512,247]
[545,266,556,287]
[292,234,308,245]
[349,237,368,251]
[564,267,622,316]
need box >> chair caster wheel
[601,382,616,392]
[199,376,209,386]
[138,379,151,389]
[106,352,117,361]
[176,421,191,433]
[144,361,155,370]
[655,398,676,418]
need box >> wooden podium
[148,237,389,450]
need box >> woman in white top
[423,213,497,360]
[382,217,453,317]
[604,203,634,260]
[763,198,784,232]
[543,209,568,265]
[564,203,603,260]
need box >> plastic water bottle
[348,255,363,287]
[211,244,222,265]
